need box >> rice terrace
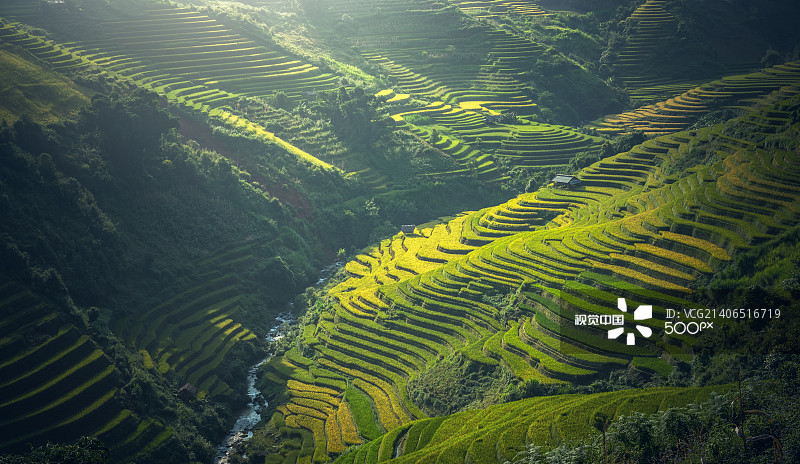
[0,0,799,463]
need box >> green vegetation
[333,385,731,463]
[344,386,384,441]
[260,90,800,462]
[0,43,90,124]
[0,281,175,462]
[1,1,799,463]
[0,436,111,464]
[406,351,514,417]
[590,61,800,136]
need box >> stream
[214,261,342,463]
[213,311,293,464]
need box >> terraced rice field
[392,100,604,176]
[0,0,38,21]
[611,0,677,90]
[608,1,761,103]
[74,5,339,102]
[448,0,550,19]
[3,2,798,461]
[320,0,573,177]
[355,23,540,113]
[0,282,171,458]
[332,0,609,176]
[231,96,361,170]
[0,5,338,169]
[334,384,729,463]
[0,0,593,179]
[0,22,86,70]
[265,91,800,460]
[114,241,261,399]
[589,61,800,136]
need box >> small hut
[400,224,416,234]
[551,174,582,189]
[177,383,197,400]
[483,114,503,124]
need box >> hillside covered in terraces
[0,1,799,463]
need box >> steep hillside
[297,0,620,179]
[0,86,356,461]
[0,3,338,168]
[333,385,730,463]
[0,0,508,210]
[590,61,800,136]
[0,280,173,460]
[1,1,799,463]
[608,0,679,90]
[0,5,506,462]
[255,89,800,462]
[599,0,800,97]
[0,43,90,124]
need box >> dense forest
[0,0,799,463]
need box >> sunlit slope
[590,61,800,136]
[390,101,604,178]
[0,9,336,170]
[263,92,800,461]
[0,43,90,124]
[334,2,543,112]
[334,385,729,464]
[323,1,568,179]
[114,240,261,399]
[0,281,171,460]
[357,25,538,112]
[73,4,338,102]
[447,0,549,20]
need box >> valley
[0,1,799,463]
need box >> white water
[214,311,293,464]
[214,261,342,463]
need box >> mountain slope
[333,384,729,463]
[0,280,172,459]
[1,1,799,463]
[257,88,800,461]
[0,43,90,124]
[0,86,340,461]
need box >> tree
[79,90,178,176]
[592,411,611,464]
[0,436,110,463]
[270,91,291,110]
[761,49,783,69]
[429,129,439,145]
